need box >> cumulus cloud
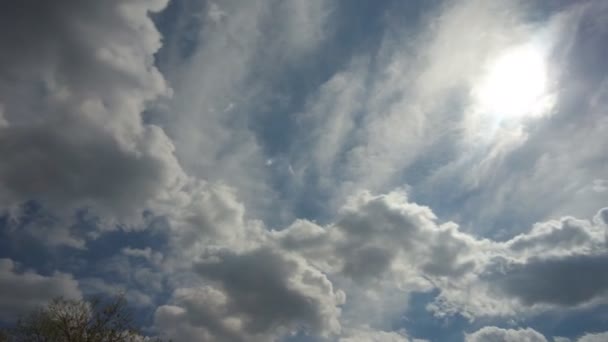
[467,327,608,342]
[0,0,185,237]
[430,208,608,318]
[155,184,608,340]
[576,332,608,342]
[156,199,605,339]
[274,191,480,285]
[466,327,548,342]
[0,259,81,321]
[156,247,344,341]
[271,191,608,321]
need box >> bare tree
[1,295,166,342]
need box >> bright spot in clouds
[474,45,549,121]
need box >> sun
[473,45,548,121]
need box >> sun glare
[474,45,548,121]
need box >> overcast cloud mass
[1,0,607,341]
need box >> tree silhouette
[0,295,166,342]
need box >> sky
[0,0,608,341]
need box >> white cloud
[468,327,608,342]
[466,327,548,342]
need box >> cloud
[417,0,608,237]
[281,0,581,223]
[1,201,89,249]
[1,0,607,340]
[489,254,608,307]
[577,332,608,342]
[143,181,607,340]
[273,191,608,321]
[0,0,186,238]
[121,247,163,265]
[505,216,604,257]
[267,191,476,329]
[156,247,343,341]
[160,181,268,270]
[465,327,548,342]
[79,277,153,307]
[144,6,608,337]
[0,125,180,219]
[154,0,334,223]
[274,190,479,296]
[0,258,81,321]
[339,328,414,342]
[467,327,608,342]
[429,208,608,318]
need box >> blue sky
[1,1,608,341]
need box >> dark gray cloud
[194,248,332,335]
[156,247,343,341]
[0,0,185,233]
[490,254,608,307]
[340,245,396,281]
[0,259,81,321]
[0,0,167,95]
[0,124,168,217]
